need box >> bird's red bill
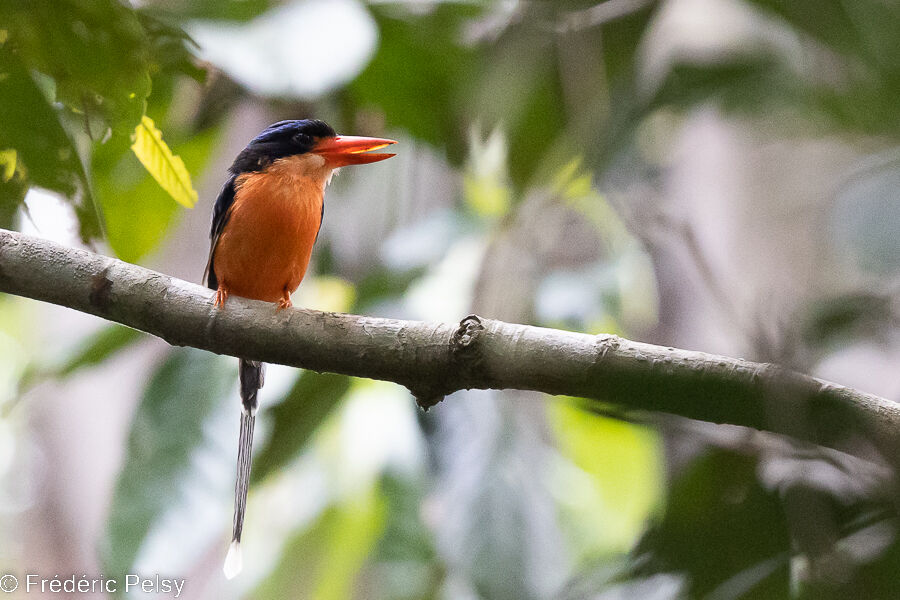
[313,135,397,166]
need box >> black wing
[204,175,238,290]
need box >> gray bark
[1,228,898,462]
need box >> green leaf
[369,475,442,600]
[148,0,277,22]
[351,264,427,313]
[550,402,663,559]
[251,371,352,484]
[95,124,220,263]
[347,4,484,164]
[347,2,661,189]
[0,0,208,241]
[645,1,900,137]
[0,149,17,182]
[632,450,792,598]
[130,115,199,208]
[467,30,567,190]
[801,293,895,353]
[820,533,900,600]
[253,487,387,600]
[0,46,102,239]
[137,10,204,83]
[19,324,144,391]
[0,149,25,230]
[0,0,152,137]
[56,325,144,378]
[100,348,235,578]
[18,325,143,393]
[743,0,873,59]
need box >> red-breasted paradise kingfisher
[203,119,396,578]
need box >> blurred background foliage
[1,0,899,599]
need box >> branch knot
[595,333,621,358]
[451,314,484,352]
[412,315,486,411]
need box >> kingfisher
[203,119,396,578]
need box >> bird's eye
[293,133,312,146]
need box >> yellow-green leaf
[130,115,198,208]
[0,149,18,181]
[550,401,664,558]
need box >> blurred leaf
[0,46,102,239]
[0,0,152,137]
[137,10,204,83]
[633,449,792,599]
[647,1,900,137]
[368,474,442,600]
[464,127,511,218]
[426,391,568,600]
[0,0,207,241]
[553,157,596,200]
[347,3,664,187]
[0,149,17,182]
[0,149,25,230]
[744,1,883,60]
[18,324,144,393]
[351,265,427,313]
[0,186,22,230]
[559,2,659,173]
[89,4,211,263]
[347,4,483,164]
[474,32,566,189]
[649,54,800,116]
[596,1,661,83]
[801,293,895,351]
[293,275,357,313]
[815,525,900,600]
[55,325,143,378]
[550,402,663,559]
[94,125,220,263]
[100,348,235,577]
[130,115,199,208]
[252,371,351,484]
[148,0,277,22]
[254,487,387,600]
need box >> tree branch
[1,228,898,461]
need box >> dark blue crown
[230,119,337,174]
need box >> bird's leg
[215,286,229,307]
[277,288,292,310]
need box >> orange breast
[212,157,326,303]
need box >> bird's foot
[276,295,293,310]
[214,287,229,307]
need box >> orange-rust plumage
[212,154,329,308]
